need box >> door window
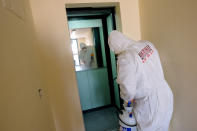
[70,28,105,71]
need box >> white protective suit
[108,31,173,131]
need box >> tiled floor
[83,107,119,131]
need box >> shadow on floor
[83,107,119,131]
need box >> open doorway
[66,7,121,130]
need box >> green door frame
[66,7,121,110]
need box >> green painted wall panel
[88,68,111,108]
[76,68,111,110]
[99,27,107,67]
[107,14,113,35]
[76,71,91,110]
[68,19,102,29]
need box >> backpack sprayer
[118,100,138,131]
[113,76,138,131]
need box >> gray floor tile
[83,107,119,131]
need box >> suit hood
[108,30,136,54]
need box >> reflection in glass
[71,39,80,66]
[71,39,79,54]
[70,28,104,71]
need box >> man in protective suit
[79,43,94,67]
[108,31,173,131]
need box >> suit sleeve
[117,53,137,102]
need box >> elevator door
[69,19,111,110]
[67,7,121,111]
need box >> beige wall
[139,0,197,130]
[65,0,141,40]
[0,1,55,131]
[29,0,141,131]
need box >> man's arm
[117,52,137,102]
